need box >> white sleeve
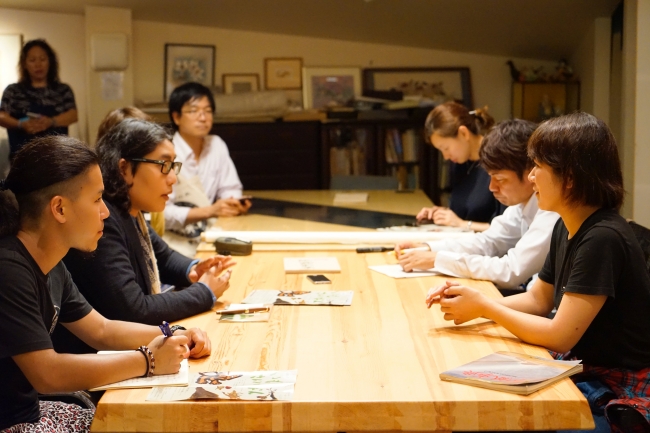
[213,137,243,200]
[430,210,559,289]
[163,185,191,231]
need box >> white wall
[0,7,87,142]
[132,20,557,122]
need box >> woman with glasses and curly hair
[54,119,234,355]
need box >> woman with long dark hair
[55,119,233,354]
[0,135,210,432]
[0,39,78,159]
[418,102,505,232]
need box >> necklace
[466,161,479,175]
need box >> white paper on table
[368,264,443,279]
[333,192,369,203]
[283,257,341,273]
[90,354,189,391]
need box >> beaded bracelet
[136,345,155,377]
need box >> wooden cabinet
[512,82,580,122]
[211,121,322,190]
[209,113,440,202]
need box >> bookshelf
[321,110,441,202]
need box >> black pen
[356,246,393,253]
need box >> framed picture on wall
[164,43,215,100]
[222,73,260,94]
[302,67,361,110]
[264,57,303,90]
[362,67,473,108]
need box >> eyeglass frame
[180,107,214,118]
[128,157,182,175]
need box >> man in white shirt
[397,119,559,289]
[165,82,251,231]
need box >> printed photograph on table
[222,73,260,94]
[264,57,303,90]
[302,67,361,110]
[164,44,215,100]
[363,67,473,109]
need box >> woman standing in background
[0,39,77,159]
[418,102,505,232]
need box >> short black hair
[168,82,216,131]
[97,118,171,214]
[528,112,624,210]
[480,119,537,180]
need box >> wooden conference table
[91,190,593,432]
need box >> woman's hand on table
[189,255,236,283]
[174,327,211,358]
[199,266,232,299]
[147,334,189,375]
[426,281,489,325]
[398,250,437,271]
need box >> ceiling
[0,0,621,60]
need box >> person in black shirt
[0,39,78,159]
[0,136,211,432]
[426,112,650,432]
[418,102,505,232]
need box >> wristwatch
[169,325,186,334]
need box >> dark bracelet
[136,345,155,377]
[169,325,186,334]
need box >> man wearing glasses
[165,82,250,233]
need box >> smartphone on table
[306,274,331,284]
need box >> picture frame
[264,57,303,90]
[164,43,215,100]
[362,67,473,108]
[222,73,260,94]
[302,67,361,110]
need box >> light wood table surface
[91,190,593,432]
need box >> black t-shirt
[448,161,506,223]
[538,209,650,369]
[0,236,92,430]
[0,82,76,156]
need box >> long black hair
[96,118,171,214]
[18,39,60,86]
[0,135,98,237]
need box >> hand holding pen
[393,243,436,272]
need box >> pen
[159,321,173,337]
[390,246,430,256]
[216,307,270,315]
[356,246,393,253]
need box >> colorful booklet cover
[146,370,297,401]
[440,351,583,395]
[241,289,353,306]
[217,303,273,322]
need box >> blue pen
[159,321,173,337]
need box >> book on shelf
[439,351,583,395]
[401,129,419,162]
[391,129,403,162]
[330,146,351,176]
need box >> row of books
[385,128,420,164]
[330,144,366,176]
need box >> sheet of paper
[284,257,341,273]
[241,289,353,306]
[333,192,369,203]
[146,370,297,401]
[368,264,442,279]
[90,354,188,391]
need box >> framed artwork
[264,57,303,90]
[222,73,260,94]
[302,67,361,110]
[363,67,473,108]
[164,43,215,100]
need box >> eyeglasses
[181,108,214,118]
[129,158,182,175]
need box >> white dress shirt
[165,132,243,230]
[425,193,559,289]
